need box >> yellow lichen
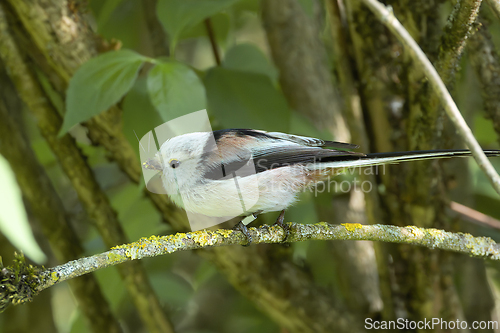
[170,233,187,241]
[107,252,123,262]
[341,223,363,232]
[216,229,233,238]
[192,231,212,246]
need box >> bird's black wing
[201,129,363,180]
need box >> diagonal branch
[0,65,122,332]
[360,0,500,195]
[0,4,174,333]
[468,19,500,145]
[487,0,500,19]
[436,0,482,84]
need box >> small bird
[143,129,500,243]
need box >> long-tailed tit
[143,129,500,242]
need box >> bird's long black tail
[315,149,500,169]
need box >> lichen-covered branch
[436,0,482,84]
[468,19,500,145]
[2,222,499,312]
[360,0,500,195]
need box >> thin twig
[204,18,221,66]
[360,0,500,195]
[449,201,500,230]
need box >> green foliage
[156,0,242,52]
[223,44,279,83]
[122,77,164,158]
[205,67,290,131]
[147,61,206,121]
[62,49,149,134]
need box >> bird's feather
[201,129,363,179]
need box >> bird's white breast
[173,165,313,217]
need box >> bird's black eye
[169,159,180,169]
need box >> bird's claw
[233,221,252,246]
[273,210,290,242]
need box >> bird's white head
[156,132,213,195]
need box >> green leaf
[61,49,148,135]
[147,61,206,121]
[0,155,46,263]
[223,43,279,83]
[205,67,290,131]
[123,77,164,159]
[156,0,241,51]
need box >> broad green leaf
[123,77,164,159]
[61,49,148,134]
[0,155,46,263]
[147,61,206,121]
[223,43,279,83]
[156,0,241,51]
[205,67,290,131]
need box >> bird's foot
[233,221,252,246]
[273,210,290,242]
[233,213,259,246]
